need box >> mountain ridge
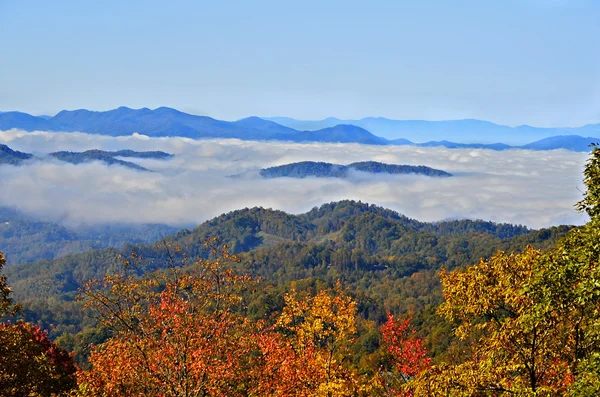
[1,107,599,151]
[265,116,600,144]
[260,161,452,179]
[0,145,172,170]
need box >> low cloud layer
[0,129,589,229]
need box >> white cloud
[0,129,589,229]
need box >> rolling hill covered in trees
[4,200,569,358]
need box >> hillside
[4,200,571,351]
[521,135,598,152]
[0,143,33,165]
[5,200,558,300]
[260,161,452,178]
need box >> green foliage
[576,143,600,218]
[569,353,600,396]
[0,251,14,317]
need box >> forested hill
[260,161,452,178]
[0,144,172,170]
[7,200,566,307]
[3,200,573,366]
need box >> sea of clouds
[0,129,590,229]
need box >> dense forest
[260,161,452,178]
[2,149,600,395]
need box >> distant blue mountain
[293,124,388,145]
[265,116,600,145]
[0,111,52,131]
[416,140,512,150]
[520,135,598,152]
[0,107,385,145]
[0,107,599,151]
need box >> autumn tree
[0,251,14,317]
[378,313,430,396]
[76,242,261,397]
[416,247,573,395]
[0,321,77,396]
[255,282,372,396]
[0,250,77,396]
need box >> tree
[77,243,263,397]
[576,143,600,218]
[569,352,600,396]
[0,251,14,317]
[0,321,77,396]
[0,250,76,396]
[379,313,430,396]
[409,247,574,395]
[256,282,371,396]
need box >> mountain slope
[0,144,33,165]
[4,200,572,346]
[292,124,388,145]
[5,200,560,301]
[521,135,599,152]
[0,111,51,131]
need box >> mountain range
[265,116,600,145]
[0,107,599,151]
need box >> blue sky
[1,0,599,127]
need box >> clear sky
[1,0,599,127]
